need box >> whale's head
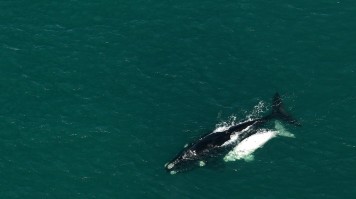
[165,149,200,174]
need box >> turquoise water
[1,1,356,198]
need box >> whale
[223,120,295,162]
[165,93,300,174]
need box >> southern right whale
[165,93,300,174]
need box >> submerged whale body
[223,120,295,162]
[165,93,300,174]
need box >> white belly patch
[224,121,295,162]
[224,130,277,162]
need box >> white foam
[213,102,267,134]
[246,101,268,121]
[213,116,237,133]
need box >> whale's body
[224,130,277,162]
[165,93,300,174]
[224,120,295,162]
[165,119,264,174]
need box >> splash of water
[246,100,268,120]
[213,101,268,133]
[213,115,238,133]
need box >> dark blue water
[0,1,355,198]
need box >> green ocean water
[1,0,356,198]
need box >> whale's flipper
[270,93,301,126]
[275,121,295,138]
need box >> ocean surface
[1,0,355,198]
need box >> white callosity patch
[182,150,196,159]
[199,161,206,167]
[224,121,295,162]
[167,163,175,169]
